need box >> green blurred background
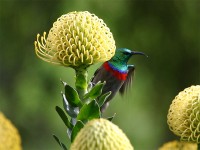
[0,0,199,149]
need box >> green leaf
[77,100,100,122]
[83,82,105,100]
[62,93,79,118]
[55,106,73,129]
[64,84,82,107]
[71,120,84,142]
[98,91,111,107]
[53,134,68,150]
[107,113,116,121]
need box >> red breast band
[103,62,127,81]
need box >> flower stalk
[75,68,88,99]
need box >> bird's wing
[119,65,135,95]
[91,65,104,83]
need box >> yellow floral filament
[35,11,115,68]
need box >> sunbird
[92,48,147,112]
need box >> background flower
[0,112,22,150]
[167,85,200,143]
[70,118,134,150]
[158,140,197,150]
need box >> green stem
[75,68,88,100]
[198,144,200,150]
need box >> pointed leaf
[53,134,60,145]
[98,91,111,107]
[64,84,82,107]
[53,134,68,150]
[107,113,116,121]
[71,120,84,142]
[83,82,105,100]
[77,100,100,122]
[62,93,79,118]
[56,106,73,129]
[87,81,93,91]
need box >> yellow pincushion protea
[167,85,200,143]
[0,112,22,150]
[158,140,197,150]
[35,11,116,69]
[70,118,134,150]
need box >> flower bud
[70,118,134,150]
[167,85,200,143]
[159,140,197,150]
[0,112,22,150]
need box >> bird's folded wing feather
[119,65,135,95]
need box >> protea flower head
[70,118,134,150]
[0,112,22,150]
[159,140,197,150]
[167,85,200,143]
[35,11,116,69]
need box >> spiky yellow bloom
[158,140,197,150]
[35,11,116,69]
[0,112,22,150]
[70,118,134,150]
[167,85,200,143]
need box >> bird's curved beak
[131,51,148,58]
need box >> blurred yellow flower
[158,140,197,150]
[0,112,22,150]
[167,85,200,143]
[35,11,116,69]
[70,118,134,150]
